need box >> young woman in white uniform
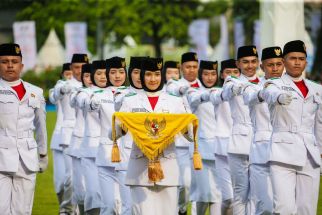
[209,59,240,215]
[68,63,93,214]
[81,60,107,215]
[49,63,72,208]
[187,60,221,215]
[119,57,188,215]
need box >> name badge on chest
[281,86,295,92]
[131,108,148,112]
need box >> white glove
[39,155,48,173]
[277,93,292,105]
[90,97,101,110]
[200,90,210,102]
[231,84,243,96]
[179,86,189,95]
[61,84,72,94]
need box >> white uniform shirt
[49,88,63,151]
[187,87,216,160]
[120,91,188,186]
[243,77,272,164]
[221,75,253,155]
[0,79,47,172]
[53,78,82,146]
[262,73,322,167]
[209,87,233,156]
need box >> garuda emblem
[144,117,166,139]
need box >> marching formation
[0,39,321,215]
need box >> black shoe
[178,211,187,215]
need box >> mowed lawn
[32,111,322,214]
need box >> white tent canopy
[36,29,65,72]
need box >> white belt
[0,129,33,138]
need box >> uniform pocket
[27,139,38,150]
[232,124,250,136]
[0,96,16,113]
[271,133,294,144]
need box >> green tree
[16,0,228,57]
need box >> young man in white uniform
[166,52,200,215]
[0,43,48,214]
[221,46,260,215]
[243,47,284,214]
[262,40,322,215]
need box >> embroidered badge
[274,48,281,56]
[157,62,162,70]
[144,117,166,139]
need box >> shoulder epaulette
[168,92,179,97]
[94,89,104,93]
[307,79,320,85]
[231,75,239,79]
[125,92,137,97]
[118,86,127,90]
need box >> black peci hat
[261,46,283,61]
[283,40,307,57]
[106,56,126,69]
[199,60,218,70]
[220,59,237,72]
[237,45,258,59]
[164,61,180,69]
[181,52,198,64]
[0,43,22,57]
[141,57,163,71]
[71,53,89,63]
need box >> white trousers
[0,158,36,215]
[72,156,86,205]
[190,159,222,203]
[60,149,74,214]
[228,154,251,215]
[131,185,178,215]
[52,149,65,195]
[97,166,120,215]
[196,202,221,215]
[249,163,273,215]
[215,155,233,201]
[82,157,102,211]
[117,170,132,215]
[176,147,193,214]
[270,154,320,215]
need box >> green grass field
[32,112,322,214]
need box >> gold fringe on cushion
[111,141,121,162]
[148,158,164,183]
[111,114,121,162]
[193,151,203,170]
[192,123,203,170]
